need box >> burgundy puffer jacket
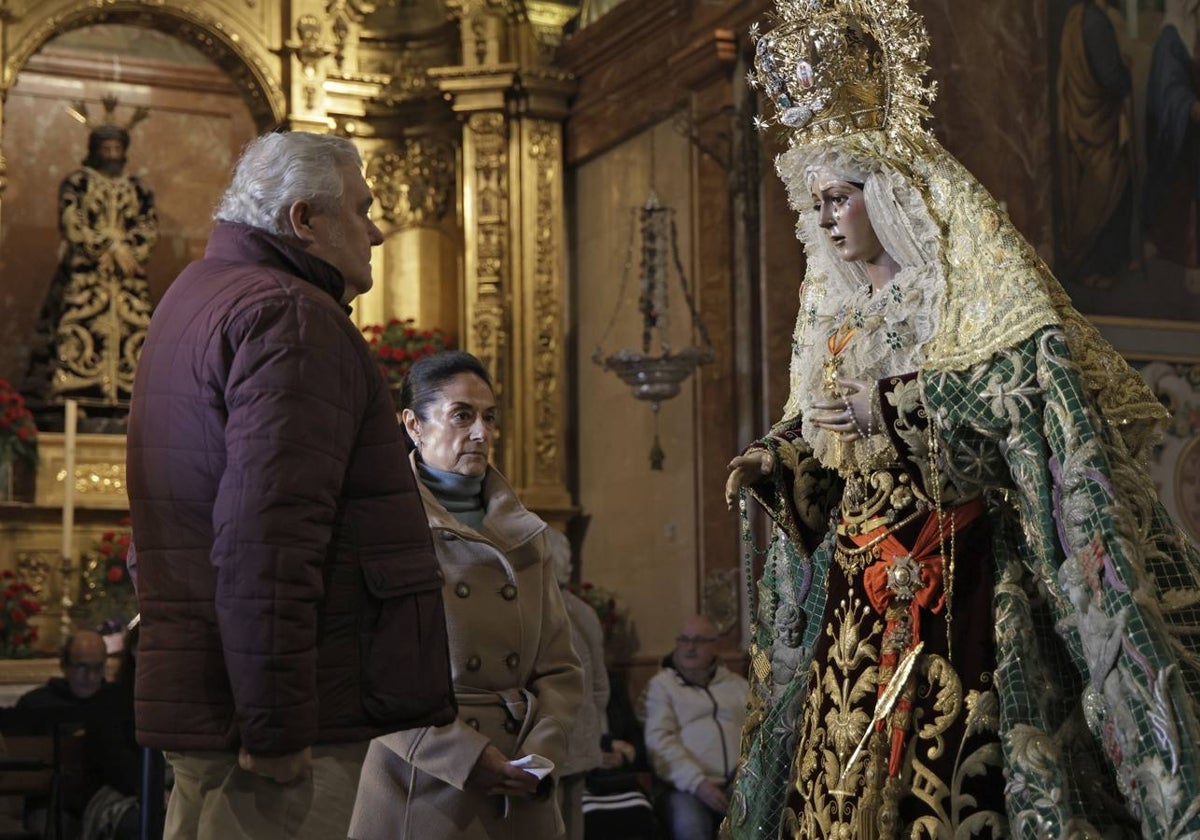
[127,223,454,754]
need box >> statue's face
[95,138,126,177]
[810,177,884,266]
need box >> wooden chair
[0,713,87,840]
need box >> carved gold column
[434,0,577,527]
[0,5,11,231]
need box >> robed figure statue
[23,96,158,425]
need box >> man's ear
[288,199,316,243]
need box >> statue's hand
[725,449,774,510]
[810,378,874,440]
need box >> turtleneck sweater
[417,461,486,530]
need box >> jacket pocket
[358,549,456,725]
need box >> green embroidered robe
[727,327,1200,840]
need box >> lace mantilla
[775,131,1167,463]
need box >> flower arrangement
[0,377,37,468]
[78,518,136,627]
[362,319,451,389]
[0,570,42,658]
[570,581,638,661]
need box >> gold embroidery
[789,586,1004,839]
[792,592,882,838]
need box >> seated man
[644,615,748,840]
[13,629,139,840]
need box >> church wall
[571,119,701,664]
[0,25,257,386]
[922,0,1054,259]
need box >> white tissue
[508,753,555,780]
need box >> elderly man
[126,131,455,839]
[644,615,748,840]
[14,630,138,839]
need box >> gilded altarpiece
[0,0,580,657]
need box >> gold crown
[750,0,936,153]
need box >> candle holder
[60,400,78,642]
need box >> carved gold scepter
[835,640,925,789]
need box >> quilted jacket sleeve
[212,292,368,755]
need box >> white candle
[61,400,77,564]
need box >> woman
[547,528,610,840]
[724,2,1200,839]
[349,351,583,840]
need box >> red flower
[16,426,30,441]
[106,566,124,583]
[99,544,113,556]
[117,534,131,547]
[118,517,131,527]
[101,531,115,543]
[1,570,13,580]
[10,608,26,624]
[19,598,38,613]
[11,632,24,646]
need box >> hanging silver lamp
[592,191,714,469]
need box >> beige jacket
[349,458,583,840]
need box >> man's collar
[206,222,347,307]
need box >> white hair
[213,132,363,237]
[545,527,573,587]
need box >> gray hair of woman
[545,526,574,587]
[213,131,362,237]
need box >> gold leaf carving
[366,138,455,229]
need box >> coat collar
[409,451,546,560]
[205,222,348,310]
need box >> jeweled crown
[750,0,936,151]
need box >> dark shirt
[10,678,140,813]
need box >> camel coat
[349,458,583,840]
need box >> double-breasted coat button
[466,717,480,730]
[455,582,471,598]
[505,653,520,670]
[466,655,482,671]
[500,584,517,601]
[503,718,520,734]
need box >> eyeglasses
[68,662,105,676]
[676,635,718,645]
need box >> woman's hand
[465,744,540,798]
[725,449,774,510]
[599,750,623,769]
[599,738,637,768]
[810,378,874,441]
